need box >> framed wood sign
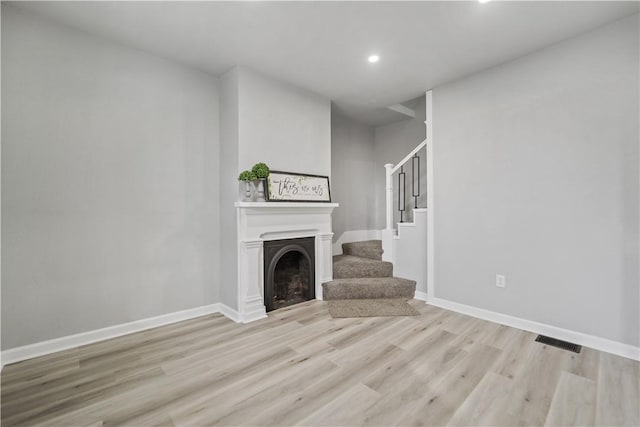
[267,171,331,202]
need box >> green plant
[238,170,257,182]
[251,162,270,179]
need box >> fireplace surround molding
[234,202,338,323]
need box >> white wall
[331,112,376,244]
[237,67,331,177]
[219,68,240,310]
[218,66,331,310]
[373,98,426,228]
[433,14,639,347]
[0,3,3,364]
[1,6,221,349]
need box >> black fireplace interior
[263,237,315,312]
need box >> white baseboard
[332,229,382,255]
[216,303,242,323]
[1,303,241,368]
[7,295,635,370]
[414,291,429,302]
[216,303,269,324]
[428,297,640,361]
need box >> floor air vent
[535,335,581,353]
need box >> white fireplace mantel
[234,202,338,323]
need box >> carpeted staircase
[322,240,416,301]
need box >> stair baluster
[398,165,406,223]
[412,153,420,208]
[381,90,431,270]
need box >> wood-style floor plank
[544,371,596,427]
[2,300,638,426]
[446,371,514,427]
[595,351,640,427]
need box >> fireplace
[232,202,337,323]
[264,237,315,312]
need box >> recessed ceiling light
[478,0,491,3]
[368,55,380,63]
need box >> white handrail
[390,139,428,175]
[382,90,432,268]
[384,139,427,230]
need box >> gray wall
[237,67,331,177]
[433,14,639,346]
[1,6,221,349]
[373,98,426,228]
[219,68,240,310]
[219,66,331,310]
[331,113,376,241]
[0,4,3,357]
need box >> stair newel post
[384,163,394,230]
[382,163,395,263]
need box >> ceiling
[11,1,640,126]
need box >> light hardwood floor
[2,300,639,426]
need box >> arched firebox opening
[263,237,315,312]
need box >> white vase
[241,181,252,201]
[254,179,267,202]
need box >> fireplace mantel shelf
[235,202,339,209]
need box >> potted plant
[251,162,270,202]
[238,170,257,201]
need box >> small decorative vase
[241,181,252,202]
[255,179,267,202]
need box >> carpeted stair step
[342,240,384,260]
[332,254,393,279]
[322,277,416,300]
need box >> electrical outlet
[496,274,506,288]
